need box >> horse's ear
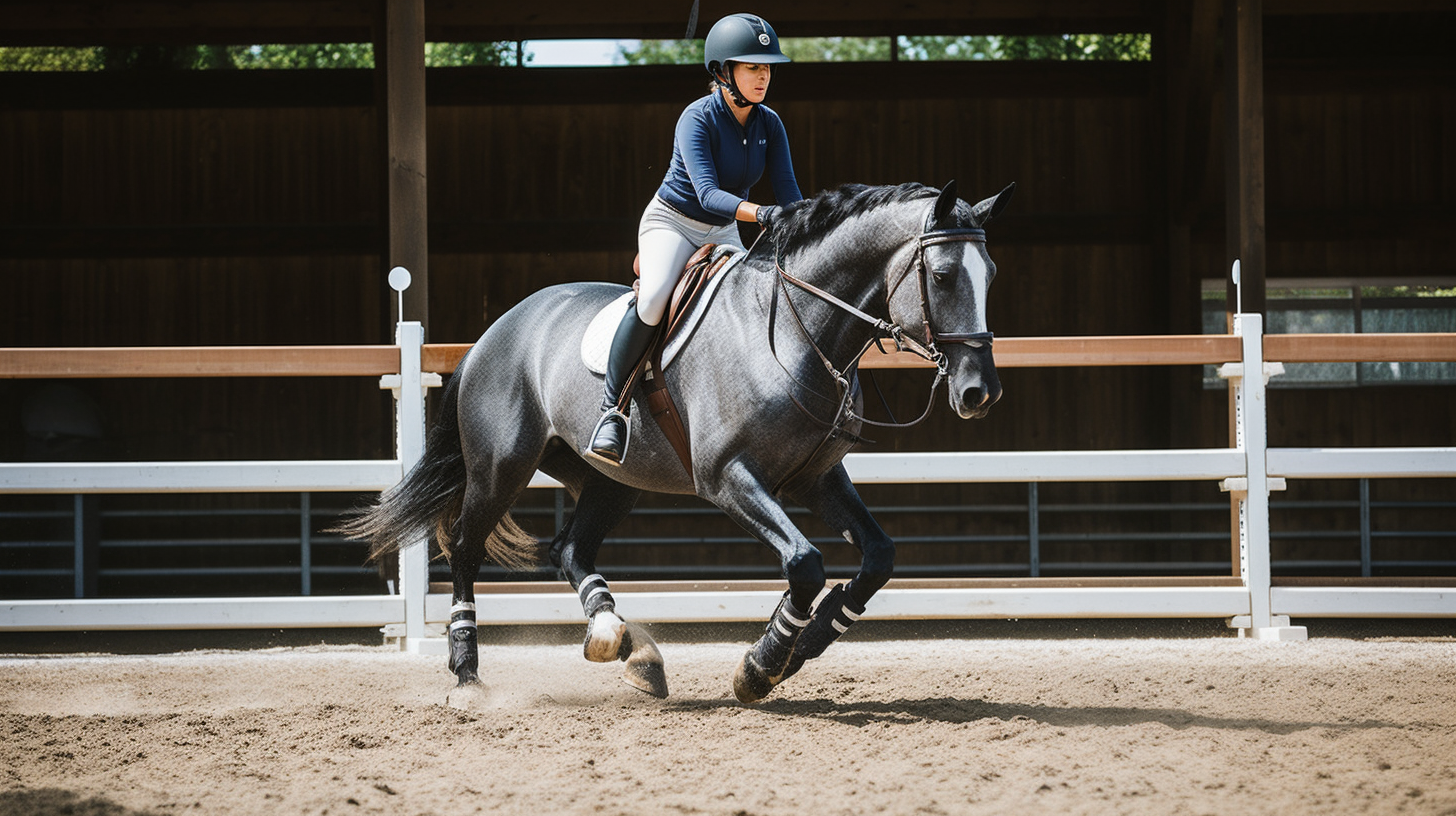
[971,182,1016,227]
[931,180,958,227]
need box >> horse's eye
[932,270,951,286]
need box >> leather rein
[769,222,993,439]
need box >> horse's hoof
[732,652,777,704]
[446,680,489,711]
[619,621,669,699]
[584,610,626,663]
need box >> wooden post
[377,0,429,335]
[1223,0,1267,579]
[1223,0,1266,319]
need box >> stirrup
[584,408,631,466]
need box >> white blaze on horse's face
[960,241,992,336]
[925,215,1001,420]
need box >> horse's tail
[331,370,540,571]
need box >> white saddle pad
[581,246,745,375]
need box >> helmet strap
[715,66,755,109]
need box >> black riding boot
[586,302,658,465]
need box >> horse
[338,179,1015,704]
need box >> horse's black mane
[769,182,938,254]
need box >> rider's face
[731,63,772,104]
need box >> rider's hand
[755,204,782,231]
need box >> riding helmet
[704,13,790,79]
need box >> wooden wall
[2,12,1452,584]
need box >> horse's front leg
[549,477,668,697]
[707,461,826,704]
[780,463,895,682]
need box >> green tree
[899,36,1000,61]
[619,33,1151,66]
[425,41,518,67]
[0,42,515,71]
[0,46,106,70]
[997,33,1151,61]
[618,39,702,66]
[780,37,891,62]
[229,44,374,69]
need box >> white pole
[395,319,429,648]
[385,267,431,649]
[387,268,431,649]
[1235,314,1306,640]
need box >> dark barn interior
[1,1,1452,599]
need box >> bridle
[768,214,994,439]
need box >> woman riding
[586,12,804,465]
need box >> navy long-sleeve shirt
[656,92,803,226]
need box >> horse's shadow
[666,696,1404,735]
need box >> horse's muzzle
[955,381,1002,419]
[946,348,1001,419]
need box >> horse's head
[888,180,1016,419]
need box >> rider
[586,12,804,466]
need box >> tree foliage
[617,39,703,66]
[1,34,1149,72]
[0,42,515,71]
[618,34,1151,66]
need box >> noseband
[770,222,993,434]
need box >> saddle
[617,245,736,480]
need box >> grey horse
[339,180,1015,703]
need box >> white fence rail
[3,314,1454,646]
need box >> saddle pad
[581,246,744,376]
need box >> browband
[920,228,986,246]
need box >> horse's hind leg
[544,473,668,697]
[446,466,539,689]
[549,477,638,655]
[779,463,894,681]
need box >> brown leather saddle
[616,245,736,482]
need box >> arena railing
[3,316,1454,646]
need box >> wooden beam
[427,0,1151,40]
[1223,0,1268,317]
[0,61,1152,112]
[6,58,1447,113]
[0,225,380,259]
[5,205,1448,259]
[1270,577,1456,587]
[0,0,1151,46]
[7,333,1445,380]
[0,346,400,378]
[0,70,375,110]
[0,1,377,47]
[421,335,1245,375]
[3,0,1444,46]
[1263,0,1455,13]
[1265,333,1456,363]
[378,0,430,332]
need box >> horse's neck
[776,216,914,369]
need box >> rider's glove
[755,204,782,231]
